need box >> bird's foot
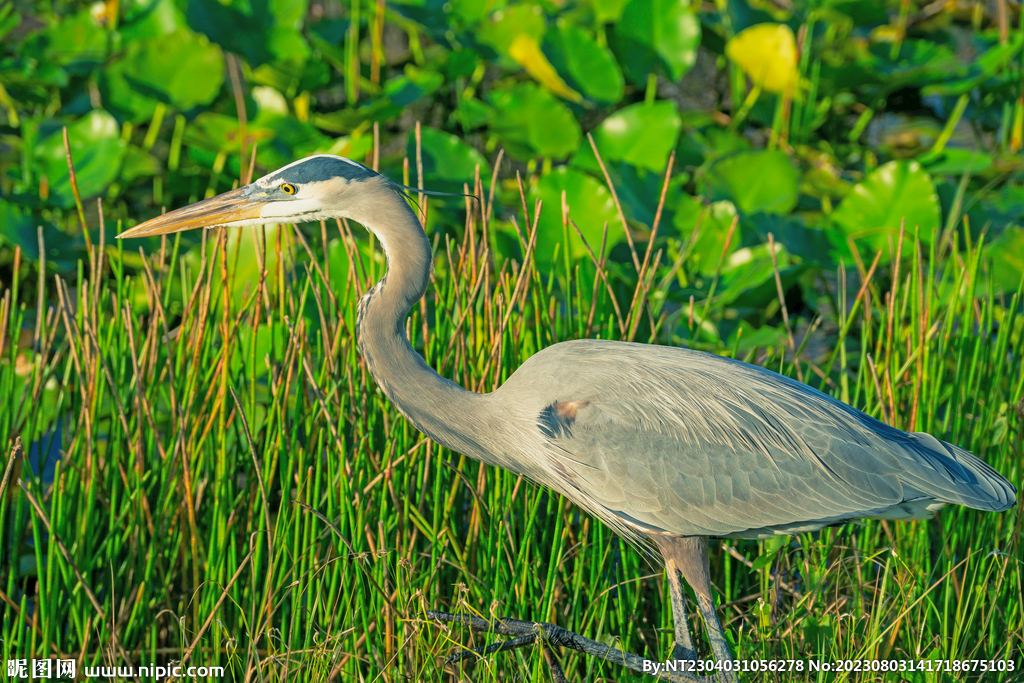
[424,611,720,682]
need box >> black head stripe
[271,156,377,186]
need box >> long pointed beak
[117,187,266,239]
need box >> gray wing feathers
[514,340,1015,539]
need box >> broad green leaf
[580,101,682,173]
[918,149,993,176]
[718,241,806,309]
[589,0,630,22]
[34,111,126,209]
[724,320,786,353]
[186,0,308,66]
[832,160,940,251]
[508,34,582,102]
[547,22,624,104]
[0,199,36,249]
[527,167,620,270]
[744,213,833,266]
[116,29,225,112]
[448,0,490,24]
[312,66,444,133]
[612,0,700,86]
[408,128,490,192]
[984,228,1024,294]
[186,113,278,156]
[674,196,738,275]
[708,150,799,215]
[985,183,1024,236]
[120,0,186,40]
[119,145,161,184]
[726,24,797,94]
[476,4,546,56]
[488,83,581,159]
[39,10,107,68]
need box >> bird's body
[120,155,1016,681]
[495,339,1013,541]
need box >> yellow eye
[281,183,296,195]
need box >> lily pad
[487,82,581,159]
[831,160,940,252]
[674,195,739,275]
[546,21,624,104]
[576,101,682,174]
[523,167,620,270]
[707,150,799,215]
[611,0,700,86]
[718,241,806,309]
[475,4,546,57]
[185,0,309,66]
[590,0,630,22]
[34,111,126,209]
[408,127,490,193]
[983,228,1024,294]
[106,28,225,119]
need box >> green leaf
[526,167,620,270]
[751,535,787,570]
[487,82,581,159]
[448,0,490,24]
[34,111,126,209]
[119,145,161,184]
[38,10,107,68]
[408,127,490,193]
[0,199,36,250]
[312,66,444,133]
[708,150,799,215]
[120,0,186,40]
[578,101,682,173]
[0,4,21,43]
[744,213,834,266]
[984,228,1024,294]
[918,149,993,177]
[831,160,941,253]
[109,29,225,115]
[673,196,738,275]
[185,0,308,66]
[611,0,700,86]
[718,242,806,309]
[475,4,546,56]
[547,21,624,104]
[588,0,630,22]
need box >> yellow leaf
[726,23,797,94]
[508,33,583,103]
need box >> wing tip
[909,431,1017,512]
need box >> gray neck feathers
[350,178,492,458]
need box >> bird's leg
[693,592,733,670]
[656,536,735,683]
[665,558,698,662]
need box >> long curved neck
[350,179,492,458]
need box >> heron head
[117,155,381,239]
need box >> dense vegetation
[1,0,1021,680]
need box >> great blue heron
[119,155,1017,682]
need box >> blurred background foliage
[0,0,1021,331]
